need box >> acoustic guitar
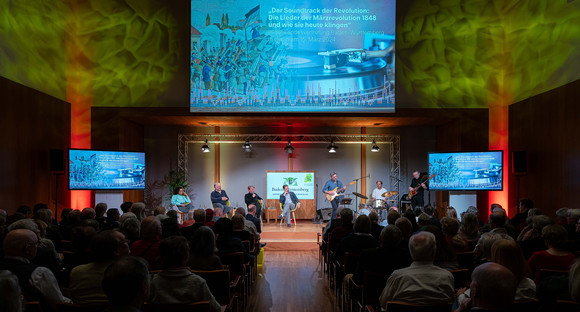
[326,181,357,201]
[408,174,435,199]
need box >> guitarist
[324,172,347,220]
[409,170,428,210]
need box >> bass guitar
[408,174,435,199]
[326,181,357,201]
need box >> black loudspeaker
[49,149,64,172]
[317,208,333,222]
[512,151,527,175]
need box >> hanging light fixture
[284,140,294,154]
[327,140,338,153]
[201,139,210,153]
[242,140,253,152]
[371,140,380,152]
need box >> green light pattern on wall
[397,0,580,108]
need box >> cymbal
[352,192,368,199]
[381,191,399,198]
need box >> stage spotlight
[371,140,380,152]
[242,140,253,152]
[284,141,294,154]
[201,139,210,153]
[327,141,338,153]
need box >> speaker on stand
[50,149,65,217]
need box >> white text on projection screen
[190,0,395,113]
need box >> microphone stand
[352,174,369,213]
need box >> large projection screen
[190,0,395,112]
[266,170,316,200]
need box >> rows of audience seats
[319,200,580,312]
[0,202,263,312]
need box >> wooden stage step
[260,222,325,251]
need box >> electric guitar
[408,174,435,199]
[326,181,357,201]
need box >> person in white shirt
[371,180,387,207]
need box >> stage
[260,221,325,251]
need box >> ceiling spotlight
[327,140,338,153]
[242,140,253,152]
[284,141,294,154]
[371,140,380,152]
[201,139,210,153]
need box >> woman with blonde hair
[446,206,458,220]
[491,239,536,300]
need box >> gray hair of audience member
[159,236,189,268]
[120,217,140,241]
[214,208,224,218]
[131,203,146,221]
[446,207,458,219]
[460,213,480,238]
[119,212,137,225]
[471,262,518,310]
[466,206,479,217]
[475,232,512,260]
[140,216,161,240]
[80,208,96,220]
[190,226,217,257]
[95,203,108,218]
[354,215,372,234]
[232,214,246,230]
[247,205,257,214]
[569,261,580,302]
[340,208,354,225]
[532,215,554,232]
[567,209,580,224]
[556,208,569,221]
[542,224,568,249]
[417,213,431,227]
[102,256,149,307]
[395,217,413,240]
[7,219,39,235]
[34,219,48,238]
[193,209,206,223]
[33,209,52,225]
[408,231,437,262]
[527,208,541,217]
[380,225,402,248]
[235,207,246,217]
[0,270,22,312]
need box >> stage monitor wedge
[68,149,146,190]
[428,151,503,191]
[190,0,396,113]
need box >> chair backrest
[510,299,540,312]
[55,303,108,312]
[190,269,231,305]
[386,301,452,312]
[449,269,470,289]
[362,271,390,306]
[539,268,569,283]
[218,252,245,277]
[143,301,211,312]
[554,300,580,312]
[241,240,252,254]
[456,251,476,269]
[343,252,361,275]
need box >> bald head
[3,229,38,259]
[471,263,517,310]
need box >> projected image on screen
[190,0,395,112]
[69,150,146,190]
[429,151,503,191]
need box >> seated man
[150,236,220,311]
[69,230,131,305]
[379,231,454,310]
[210,182,232,215]
[279,184,300,227]
[180,209,206,240]
[333,215,379,263]
[102,256,149,312]
[456,262,518,312]
[244,185,263,218]
[235,208,260,241]
[0,229,72,309]
[131,216,162,270]
[328,208,354,252]
[246,205,262,234]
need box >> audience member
[187,226,223,270]
[204,208,216,228]
[102,256,148,312]
[424,205,441,228]
[0,270,22,312]
[150,236,220,311]
[456,263,518,312]
[235,207,260,240]
[395,217,413,246]
[80,208,96,220]
[491,240,536,300]
[386,209,400,226]
[131,216,162,270]
[446,207,459,220]
[510,198,533,231]
[403,209,418,232]
[34,209,61,249]
[417,213,431,228]
[368,211,384,240]
[459,213,480,249]
[490,203,506,215]
[181,209,206,240]
[62,225,97,283]
[519,215,554,258]
[322,207,344,240]
[60,209,81,240]
[473,232,507,270]
[160,215,182,239]
[555,208,568,226]
[95,203,108,229]
[153,206,167,221]
[441,217,469,252]
[69,230,131,305]
[8,219,60,276]
[232,214,253,244]
[566,209,580,241]
[246,204,262,234]
[131,203,146,222]
[353,225,412,284]
[0,229,72,307]
[379,231,454,309]
[213,207,224,222]
[103,208,120,230]
[120,201,133,214]
[214,218,252,264]
[569,261,580,302]
[334,215,378,263]
[120,215,140,244]
[422,225,458,269]
[5,206,32,226]
[528,224,576,282]
[60,208,73,223]
[328,208,354,252]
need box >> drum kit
[348,191,398,217]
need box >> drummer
[370,180,387,204]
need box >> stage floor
[260,221,326,251]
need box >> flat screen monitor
[428,151,503,191]
[69,149,146,190]
[190,0,396,112]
